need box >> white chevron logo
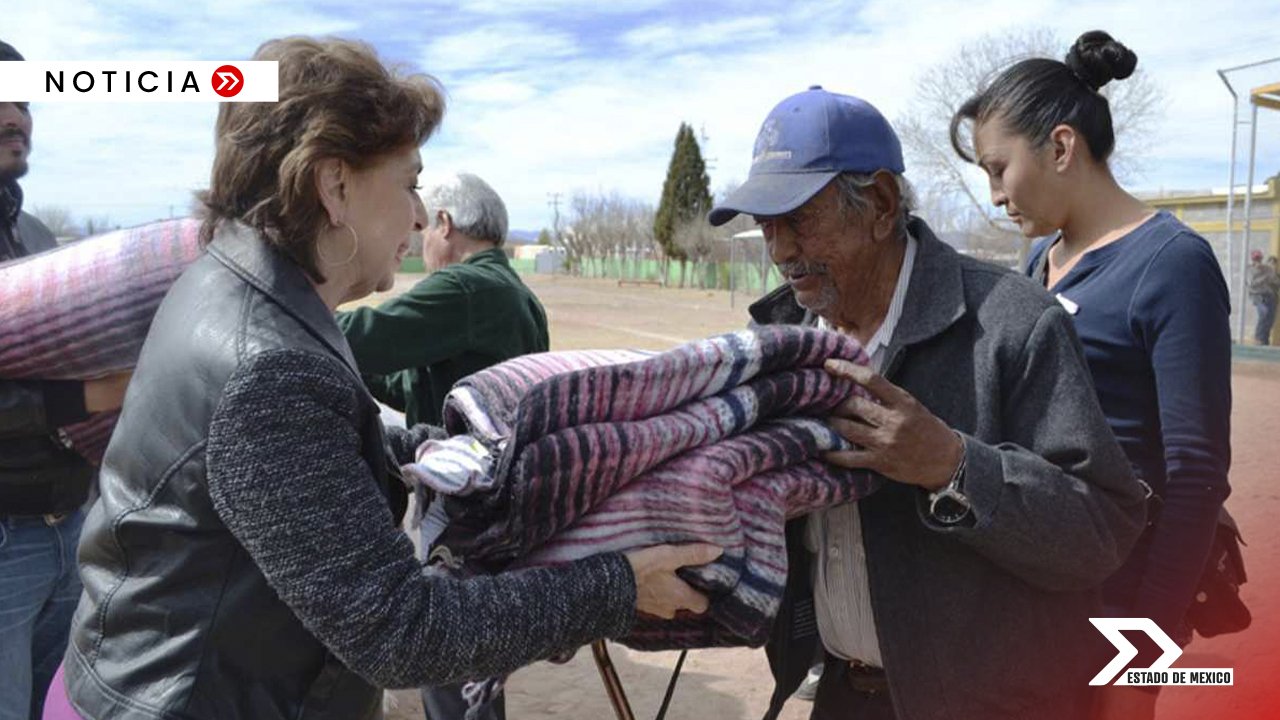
[1089,618,1183,685]
[214,71,239,93]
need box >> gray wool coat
[756,217,1148,720]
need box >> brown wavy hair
[198,37,445,281]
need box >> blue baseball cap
[709,86,904,226]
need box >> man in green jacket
[339,172,548,427]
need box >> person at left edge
[0,39,130,720]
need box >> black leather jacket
[64,223,401,720]
[0,181,95,515]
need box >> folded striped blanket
[0,219,202,462]
[403,326,883,651]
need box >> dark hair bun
[1065,30,1137,91]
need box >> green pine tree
[654,123,712,287]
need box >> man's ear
[438,210,454,238]
[1048,124,1079,174]
[314,158,347,226]
[869,172,901,243]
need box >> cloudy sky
[7,0,1280,233]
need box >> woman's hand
[624,543,723,619]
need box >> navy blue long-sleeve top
[1027,211,1232,637]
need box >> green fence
[399,256,785,294]
[399,257,536,274]
[551,257,785,294]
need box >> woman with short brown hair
[49,36,717,720]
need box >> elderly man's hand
[821,359,962,490]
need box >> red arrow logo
[212,65,244,98]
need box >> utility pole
[546,192,563,242]
[699,123,718,175]
[546,192,565,274]
[700,123,723,292]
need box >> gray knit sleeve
[206,348,637,689]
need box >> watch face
[930,490,971,525]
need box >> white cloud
[452,73,541,104]
[621,16,778,54]
[421,23,580,73]
[461,0,673,15]
[7,1,359,61]
[7,0,1280,235]
[421,2,992,227]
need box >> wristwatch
[928,434,971,525]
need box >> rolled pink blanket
[407,326,882,649]
[408,327,882,719]
[0,219,203,462]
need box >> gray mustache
[0,129,27,145]
[780,261,828,277]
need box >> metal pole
[1219,69,1240,340]
[730,235,736,308]
[1219,58,1280,340]
[1221,56,1280,74]
[590,641,636,720]
[1240,102,1260,342]
[752,235,762,292]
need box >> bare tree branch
[29,205,77,238]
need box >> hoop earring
[318,224,360,266]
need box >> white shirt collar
[818,232,917,368]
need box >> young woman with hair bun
[952,30,1233,720]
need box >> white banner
[0,62,278,102]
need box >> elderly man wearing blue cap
[714,87,1147,720]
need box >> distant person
[51,36,719,720]
[338,173,547,720]
[712,84,1145,720]
[1248,250,1278,345]
[952,30,1233,720]
[0,39,130,720]
[338,172,548,428]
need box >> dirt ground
[362,273,1280,720]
